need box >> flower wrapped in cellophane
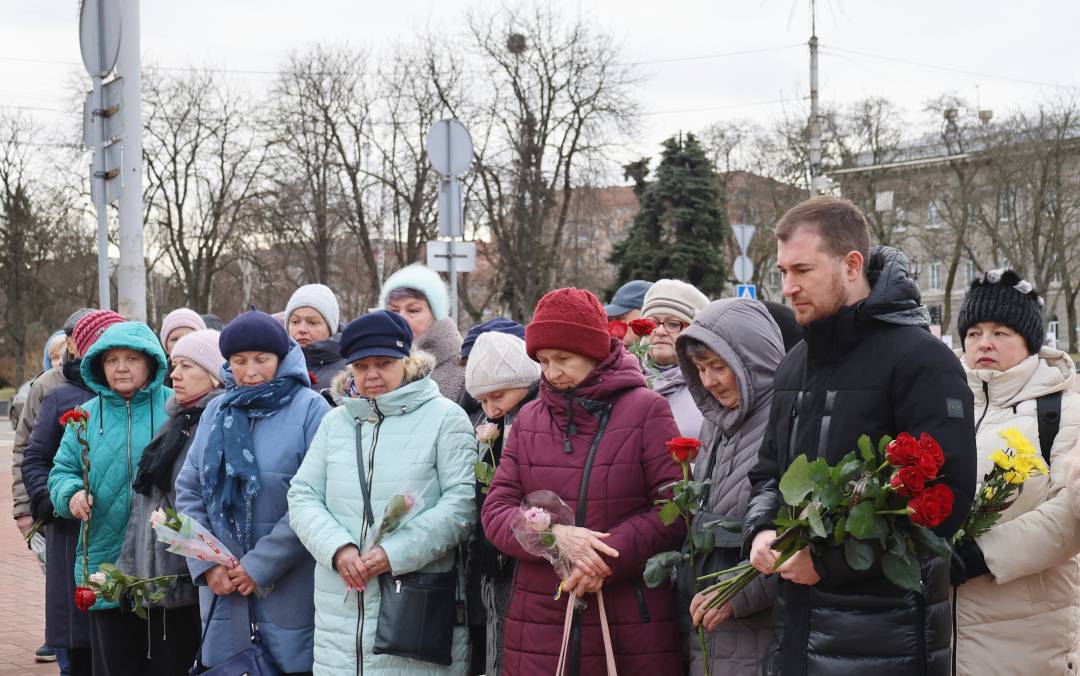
[151,507,238,568]
[364,478,434,551]
[510,490,577,601]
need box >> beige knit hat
[642,279,710,325]
[170,329,224,383]
[466,332,541,397]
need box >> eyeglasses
[654,319,688,334]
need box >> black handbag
[189,596,280,676]
[353,417,460,666]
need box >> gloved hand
[949,540,989,585]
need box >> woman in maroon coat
[481,287,686,676]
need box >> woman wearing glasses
[642,280,711,438]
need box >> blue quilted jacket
[48,322,172,611]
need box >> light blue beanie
[379,264,450,321]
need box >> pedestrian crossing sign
[736,284,757,299]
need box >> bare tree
[142,68,269,312]
[464,3,641,320]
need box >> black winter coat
[21,359,94,650]
[742,247,977,676]
[301,336,347,390]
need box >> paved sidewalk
[0,419,57,675]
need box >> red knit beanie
[73,310,125,356]
[526,287,612,363]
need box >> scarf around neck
[201,376,302,548]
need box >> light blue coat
[288,353,477,675]
[174,341,330,673]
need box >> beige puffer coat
[955,346,1080,676]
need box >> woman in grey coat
[675,298,785,676]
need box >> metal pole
[808,1,823,197]
[443,119,459,325]
[116,0,146,320]
[92,0,111,310]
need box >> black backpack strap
[1036,391,1063,466]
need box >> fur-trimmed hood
[327,350,437,404]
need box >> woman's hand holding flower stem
[562,564,606,596]
[551,524,619,578]
[333,544,391,592]
[227,563,258,596]
[69,490,92,521]
[206,565,237,596]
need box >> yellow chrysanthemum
[999,428,1037,457]
[989,449,1013,470]
[983,486,995,500]
[1004,469,1027,485]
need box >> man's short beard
[797,268,848,326]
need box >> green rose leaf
[910,525,952,560]
[807,503,828,539]
[846,501,886,540]
[882,551,923,592]
[780,455,818,506]
[878,435,894,456]
[659,501,681,526]
[844,537,875,570]
[642,550,686,588]
[692,527,715,555]
[858,435,876,463]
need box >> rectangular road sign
[426,239,476,272]
[736,284,757,300]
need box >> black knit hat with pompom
[957,269,1045,354]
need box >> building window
[927,200,942,228]
[997,188,1016,223]
[929,260,942,290]
[965,259,977,284]
[767,267,781,289]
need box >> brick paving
[0,419,58,675]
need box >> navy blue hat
[604,280,654,317]
[219,308,290,360]
[461,317,525,359]
[340,310,414,364]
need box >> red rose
[629,318,657,337]
[916,433,945,479]
[886,432,921,467]
[59,408,88,426]
[74,586,97,612]
[608,320,628,340]
[666,437,702,464]
[908,483,954,529]
[889,466,926,497]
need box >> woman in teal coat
[288,310,477,675]
[48,321,172,675]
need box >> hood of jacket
[220,339,311,389]
[302,335,343,368]
[859,245,931,327]
[80,322,169,403]
[677,299,785,436]
[958,345,1075,409]
[328,350,437,403]
[416,317,463,365]
[338,351,441,420]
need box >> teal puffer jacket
[288,352,477,675]
[48,322,172,611]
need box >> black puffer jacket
[301,335,347,390]
[21,359,94,650]
[742,247,977,676]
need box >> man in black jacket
[741,196,976,676]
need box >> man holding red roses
[741,197,977,676]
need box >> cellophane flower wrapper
[364,477,435,551]
[510,490,575,579]
[153,511,239,568]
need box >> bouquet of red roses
[695,432,954,613]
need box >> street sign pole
[116,0,145,320]
[92,72,111,311]
[427,119,473,326]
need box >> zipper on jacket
[974,382,990,434]
[354,401,385,676]
[633,580,651,623]
[126,401,133,512]
[951,585,959,675]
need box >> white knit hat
[170,329,224,383]
[286,284,341,334]
[642,279,710,325]
[466,332,541,397]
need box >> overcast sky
[3,0,1079,173]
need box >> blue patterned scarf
[201,375,303,548]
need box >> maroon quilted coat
[481,339,686,676]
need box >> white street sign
[437,180,463,238]
[83,77,123,146]
[79,0,122,77]
[427,240,476,273]
[731,223,756,253]
[89,141,124,204]
[734,255,754,284]
[426,119,473,178]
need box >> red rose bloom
[607,320,628,340]
[74,586,97,612]
[886,432,921,467]
[908,483,954,529]
[890,466,926,497]
[59,408,89,427]
[666,437,702,464]
[916,433,945,479]
[629,318,657,337]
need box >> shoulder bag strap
[354,417,375,528]
[1036,391,1063,466]
[697,435,725,506]
[554,593,577,676]
[554,592,618,676]
[597,589,618,676]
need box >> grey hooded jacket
[676,298,785,676]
